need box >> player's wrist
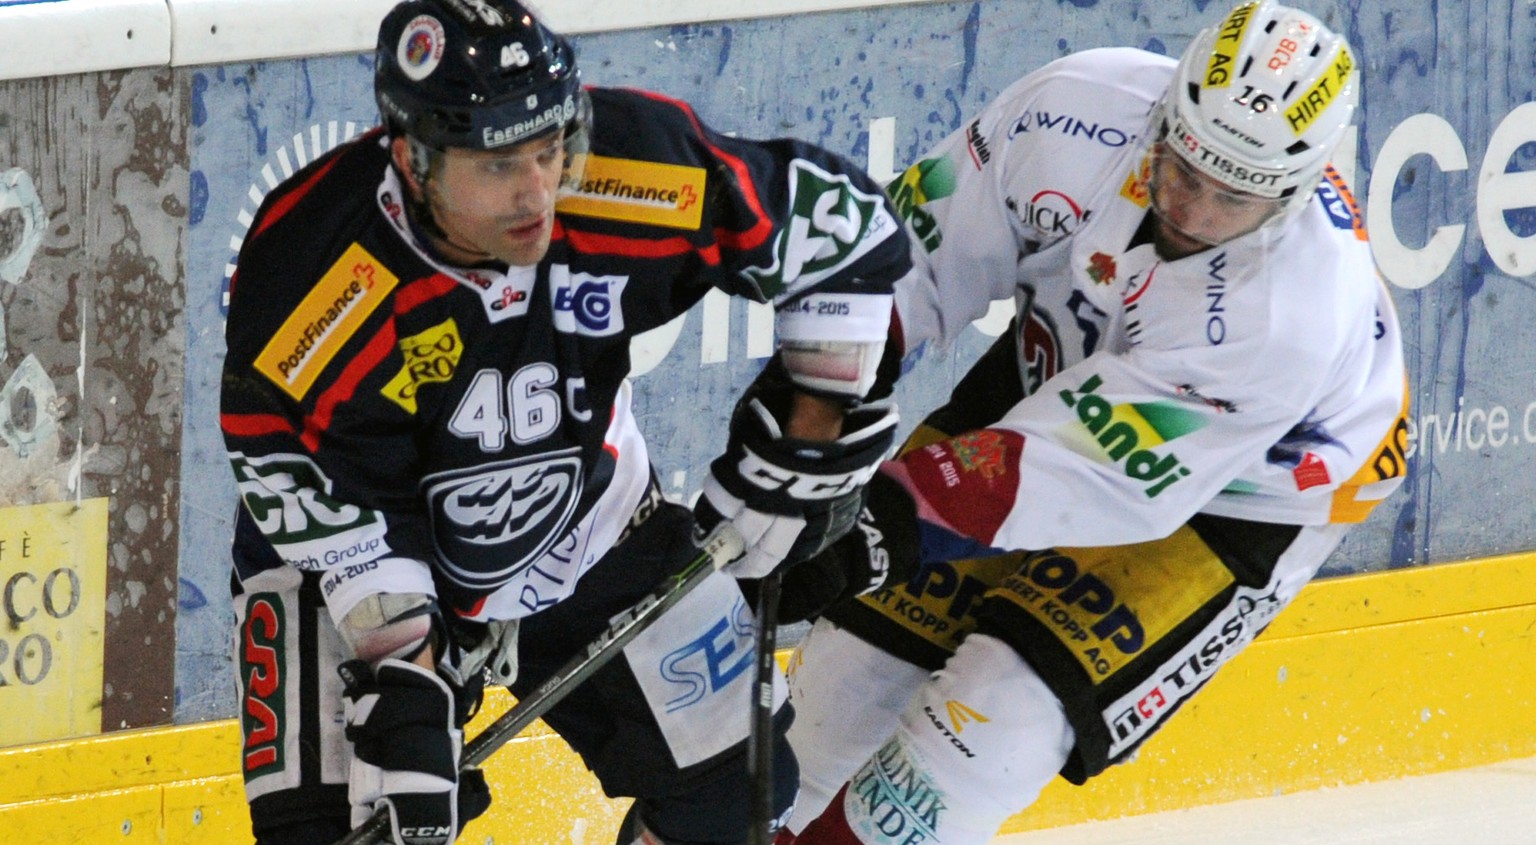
[784,391,845,441]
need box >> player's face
[424,132,566,267]
[1148,142,1285,260]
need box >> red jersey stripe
[251,155,345,242]
[557,221,721,264]
[395,272,460,314]
[301,320,400,452]
[222,413,297,438]
[250,129,384,242]
[621,89,775,252]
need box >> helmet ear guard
[400,131,439,190]
[1158,0,1359,222]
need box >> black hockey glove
[694,380,899,579]
[744,469,920,623]
[339,658,491,845]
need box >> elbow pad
[780,338,887,402]
[338,592,437,665]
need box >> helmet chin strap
[424,204,499,264]
[396,142,501,265]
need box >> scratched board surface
[175,1,1536,721]
[0,69,187,734]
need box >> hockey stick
[334,522,747,845]
[746,571,783,845]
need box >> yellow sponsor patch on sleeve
[1330,377,1410,522]
[557,154,707,230]
[381,318,463,414]
[1119,154,1151,208]
[254,242,400,401]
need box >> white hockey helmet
[1156,0,1359,217]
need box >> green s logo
[742,159,899,299]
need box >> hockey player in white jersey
[778,2,1409,842]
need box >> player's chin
[1151,217,1213,261]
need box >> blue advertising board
[174,0,1536,720]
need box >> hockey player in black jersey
[220,2,910,843]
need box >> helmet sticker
[1285,44,1356,136]
[1203,1,1258,88]
[481,94,578,148]
[398,15,447,82]
[443,0,508,27]
[502,42,532,69]
[1167,118,1286,196]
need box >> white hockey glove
[694,381,899,580]
[339,658,491,845]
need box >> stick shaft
[746,572,782,845]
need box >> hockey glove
[748,469,920,623]
[339,658,491,845]
[695,388,899,580]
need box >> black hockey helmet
[374,0,590,163]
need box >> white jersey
[889,48,1407,551]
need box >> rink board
[0,0,1533,841]
[2,550,1533,842]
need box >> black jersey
[222,87,909,619]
